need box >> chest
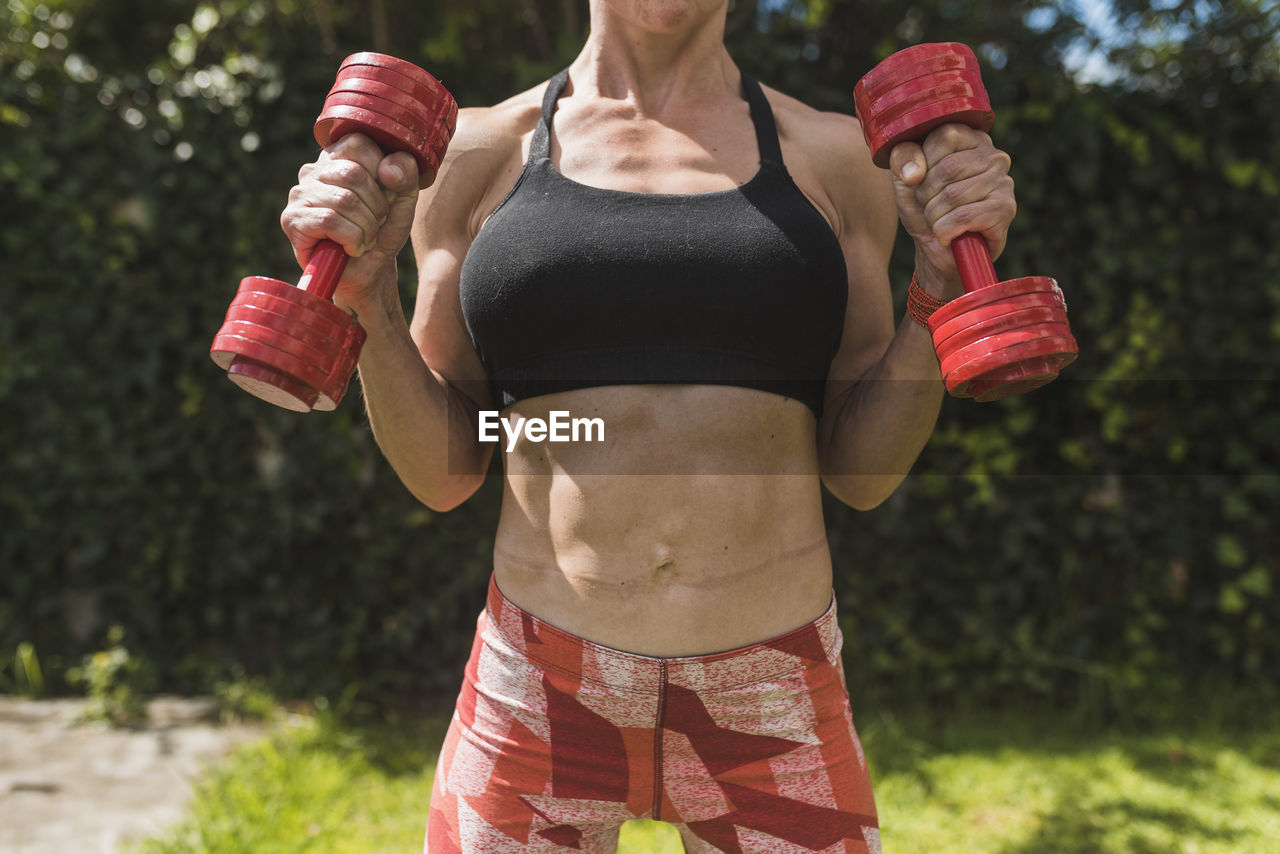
[548,98,761,195]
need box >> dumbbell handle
[296,239,348,304]
[951,232,998,294]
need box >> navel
[650,555,678,583]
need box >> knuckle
[937,122,970,148]
[330,158,368,185]
[330,186,362,215]
[332,133,381,168]
[949,204,979,230]
[993,177,1017,212]
[934,178,967,211]
[932,155,965,186]
[345,132,378,155]
[314,208,346,233]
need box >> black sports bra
[458,68,848,417]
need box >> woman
[282,0,1015,849]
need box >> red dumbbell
[853,42,1078,402]
[210,53,459,411]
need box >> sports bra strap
[531,67,784,166]
[739,73,784,165]
[530,68,570,161]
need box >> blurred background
[2,0,1277,733]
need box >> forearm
[818,276,948,510]
[348,272,490,511]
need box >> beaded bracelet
[906,273,947,330]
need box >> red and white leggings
[425,577,881,853]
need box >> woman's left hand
[887,122,1017,297]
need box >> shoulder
[448,83,545,166]
[756,83,864,160]
[414,80,548,238]
[756,81,896,250]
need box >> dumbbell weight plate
[964,355,1073,403]
[223,289,352,347]
[327,75,450,135]
[854,43,993,167]
[215,338,329,412]
[225,275,354,329]
[339,52,445,93]
[212,280,362,411]
[225,358,322,412]
[215,321,340,385]
[323,325,367,411]
[934,306,1070,361]
[221,275,358,343]
[861,70,989,124]
[928,276,1064,332]
[333,53,457,171]
[321,91,441,150]
[324,78,456,171]
[334,65,450,116]
[929,291,1068,347]
[855,42,982,96]
[221,318,363,413]
[223,303,352,359]
[939,322,1074,378]
[314,104,440,188]
[319,91,436,140]
[211,277,348,372]
[945,336,1079,398]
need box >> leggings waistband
[484,575,842,694]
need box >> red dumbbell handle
[952,232,998,294]
[295,238,348,304]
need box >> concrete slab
[0,697,263,853]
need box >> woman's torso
[458,67,849,655]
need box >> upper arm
[807,112,900,410]
[408,105,531,414]
[769,90,900,410]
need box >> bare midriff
[491,383,835,657]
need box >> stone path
[0,696,263,853]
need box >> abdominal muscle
[489,383,836,656]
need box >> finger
[325,132,386,177]
[369,152,422,255]
[314,150,391,235]
[922,170,1010,230]
[913,147,1008,210]
[930,184,1016,255]
[289,173,385,257]
[283,192,375,260]
[920,122,990,167]
[377,151,420,197]
[889,141,927,186]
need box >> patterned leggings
[424,577,880,853]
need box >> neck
[572,1,737,114]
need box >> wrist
[333,263,401,321]
[906,273,947,331]
[913,249,965,301]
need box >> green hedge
[2,0,1276,718]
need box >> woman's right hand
[280,133,421,314]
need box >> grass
[133,705,1280,853]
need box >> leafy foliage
[2,0,1276,717]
